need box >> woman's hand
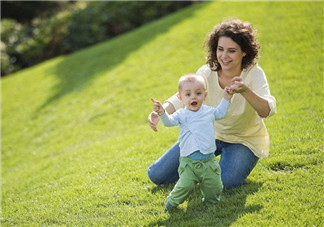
[148,111,160,132]
[149,98,164,132]
[230,77,271,118]
[230,76,247,93]
[148,99,176,132]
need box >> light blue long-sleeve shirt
[159,98,230,157]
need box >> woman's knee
[148,162,179,185]
[219,143,259,189]
[147,142,181,185]
[148,163,165,185]
[148,164,161,185]
[221,171,245,189]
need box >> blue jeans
[148,140,259,189]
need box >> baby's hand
[224,87,234,101]
[151,98,165,116]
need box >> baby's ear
[205,91,208,98]
[177,93,182,101]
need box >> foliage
[1,1,323,226]
[62,1,192,53]
[1,1,67,24]
[1,1,193,76]
[0,19,23,74]
[1,11,73,75]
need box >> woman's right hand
[148,111,160,132]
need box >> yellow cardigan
[166,64,276,159]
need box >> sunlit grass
[1,1,323,226]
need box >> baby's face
[178,81,207,112]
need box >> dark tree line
[1,1,197,76]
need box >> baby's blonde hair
[178,73,206,91]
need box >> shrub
[1,19,24,75]
[61,1,192,53]
[1,1,194,76]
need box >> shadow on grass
[37,3,206,111]
[149,180,263,226]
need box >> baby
[151,73,233,211]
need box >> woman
[148,19,276,189]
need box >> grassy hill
[1,1,323,226]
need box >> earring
[211,61,217,70]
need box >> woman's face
[216,36,246,72]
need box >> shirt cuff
[165,93,184,111]
[219,98,231,108]
[262,96,277,118]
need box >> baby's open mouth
[191,101,198,106]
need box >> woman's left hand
[230,77,248,93]
[230,76,271,118]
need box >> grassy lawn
[1,1,323,226]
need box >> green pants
[167,155,223,207]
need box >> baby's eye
[185,93,190,97]
[197,92,202,95]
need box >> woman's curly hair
[205,19,261,71]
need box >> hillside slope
[1,1,323,226]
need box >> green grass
[1,1,323,226]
